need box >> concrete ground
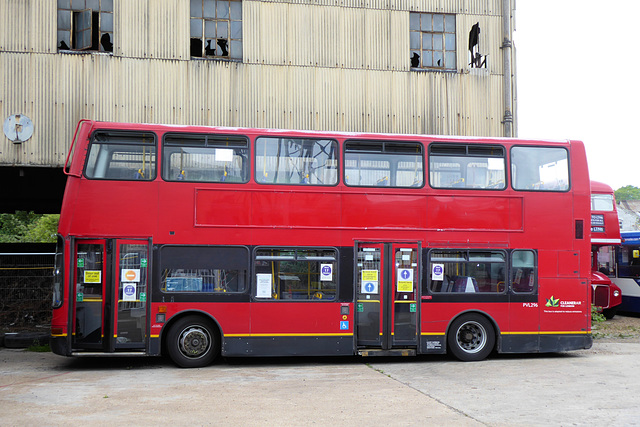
[2,340,640,426]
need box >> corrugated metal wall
[0,0,513,166]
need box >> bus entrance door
[72,238,149,353]
[355,242,419,354]
[72,239,107,350]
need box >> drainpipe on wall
[502,0,514,137]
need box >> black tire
[166,315,219,368]
[603,307,617,320]
[447,313,495,362]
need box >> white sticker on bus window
[365,254,374,261]
[431,264,444,281]
[488,158,503,170]
[215,148,234,162]
[402,254,410,261]
[121,269,140,283]
[320,264,333,281]
[122,283,137,301]
[256,274,273,298]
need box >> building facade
[0,0,517,211]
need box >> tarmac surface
[2,341,640,426]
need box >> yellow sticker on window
[361,270,378,282]
[84,270,102,283]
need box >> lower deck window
[159,246,248,293]
[254,248,337,300]
[511,250,537,293]
[429,250,506,293]
[162,269,244,293]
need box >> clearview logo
[545,296,560,307]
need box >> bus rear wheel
[166,315,218,368]
[447,313,495,362]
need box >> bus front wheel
[166,315,218,368]
[447,313,495,362]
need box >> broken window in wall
[190,0,243,60]
[410,12,456,70]
[468,22,487,68]
[57,0,114,52]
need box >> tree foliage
[615,186,640,202]
[0,211,59,243]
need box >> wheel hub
[179,327,210,358]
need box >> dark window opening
[57,1,113,53]
[468,22,487,68]
[190,0,243,60]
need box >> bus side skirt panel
[499,334,592,353]
[222,336,355,357]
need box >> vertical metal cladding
[0,0,513,166]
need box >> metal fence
[0,248,54,329]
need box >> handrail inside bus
[64,119,91,177]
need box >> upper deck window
[84,131,157,180]
[57,0,114,52]
[163,134,249,183]
[255,137,338,186]
[344,141,424,187]
[511,147,569,192]
[429,144,505,189]
[592,194,615,211]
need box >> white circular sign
[3,114,34,142]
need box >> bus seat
[452,276,478,293]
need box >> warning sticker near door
[361,270,378,282]
[121,269,140,283]
[123,283,137,301]
[321,264,333,281]
[431,264,445,281]
[84,270,101,283]
[397,268,413,292]
[361,270,379,294]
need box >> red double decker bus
[590,181,622,318]
[51,120,592,367]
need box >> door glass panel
[117,243,148,346]
[356,247,382,345]
[393,248,417,342]
[75,243,104,344]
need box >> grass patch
[26,341,51,352]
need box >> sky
[515,0,640,190]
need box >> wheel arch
[159,309,223,357]
[445,309,501,355]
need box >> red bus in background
[590,181,622,318]
[51,120,593,367]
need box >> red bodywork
[51,120,594,360]
[590,181,622,316]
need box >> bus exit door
[72,238,150,353]
[355,242,420,353]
